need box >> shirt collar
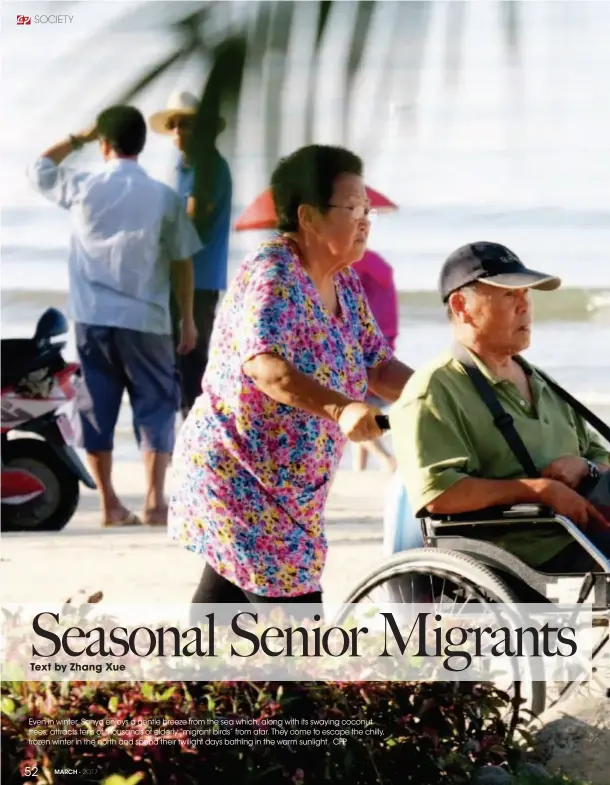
[176,154,192,173]
[105,158,143,172]
[454,345,510,387]
[453,345,502,385]
[456,345,541,389]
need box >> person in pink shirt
[352,249,400,472]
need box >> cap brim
[480,270,562,293]
[148,108,197,135]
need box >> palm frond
[190,36,248,237]
[386,1,432,141]
[501,0,522,67]
[262,1,295,173]
[114,48,196,106]
[52,0,523,201]
[303,0,336,144]
[315,0,333,49]
[342,0,375,142]
[443,0,466,90]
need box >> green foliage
[2,679,547,785]
[512,772,591,785]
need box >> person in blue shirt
[149,91,233,416]
[28,105,200,528]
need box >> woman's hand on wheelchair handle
[338,401,384,442]
[537,478,609,530]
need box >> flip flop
[142,513,168,526]
[102,511,143,528]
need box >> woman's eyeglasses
[329,204,377,221]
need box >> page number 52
[24,767,39,777]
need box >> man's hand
[76,124,99,145]
[186,196,215,222]
[40,123,99,167]
[538,478,609,530]
[338,402,383,442]
[177,318,198,355]
[186,196,196,220]
[541,456,589,489]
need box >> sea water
[2,0,609,461]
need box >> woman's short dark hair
[96,105,147,157]
[270,144,363,232]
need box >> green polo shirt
[389,348,610,567]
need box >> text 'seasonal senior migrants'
[0,602,594,684]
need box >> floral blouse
[168,235,392,596]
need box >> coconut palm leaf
[262,1,295,173]
[303,0,335,144]
[114,47,197,107]
[342,0,375,142]
[443,0,467,90]
[501,0,522,67]
[387,0,432,140]
[190,36,248,237]
[50,0,522,199]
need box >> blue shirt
[28,157,202,334]
[176,150,232,291]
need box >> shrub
[513,774,591,785]
[1,679,537,785]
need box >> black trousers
[538,530,610,572]
[192,562,323,605]
[171,289,219,412]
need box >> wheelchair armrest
[421,503,557,524]
[420,506,610,574]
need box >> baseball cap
[439,242,562,303]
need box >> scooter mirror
[34,308,69,346]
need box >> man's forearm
[41,137,79,167]
[243,353,352,423]
[41,126,97,166]
[425,476,549,515]
[171,260,195,322]
[367,358,414,403]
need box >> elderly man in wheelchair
[351,241,610,716]
[390,240,609,564]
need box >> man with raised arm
[28,105,201,527]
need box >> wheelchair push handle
[375,414,390,431]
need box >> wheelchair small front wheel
[336,548,547,720]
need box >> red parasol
[235,186,398,231]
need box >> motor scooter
[1,308,96,531]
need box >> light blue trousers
[382,473,424,556]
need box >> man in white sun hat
[149,90,232,416]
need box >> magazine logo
[17,14,74,25]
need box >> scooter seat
[0,339,62,390]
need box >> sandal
[142,515,168,526]
[102,511,143,528]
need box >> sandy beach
[0,463,394,609]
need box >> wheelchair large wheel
[336,548,546,720]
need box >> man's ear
[448,290,467,321]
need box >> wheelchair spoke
[336,549,547,723]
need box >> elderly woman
[168,144,414,604]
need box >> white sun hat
[148,90,199,135]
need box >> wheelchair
[337,503,610,720]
